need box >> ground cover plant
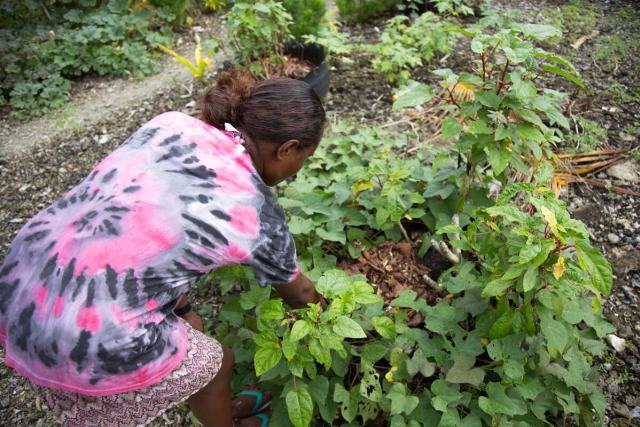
[0,0,177,117]
[200,17,616,427]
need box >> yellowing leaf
[385,366,398,383]
[449,82,476,102]
[540,206,557,229]
[186,16,193,26]
[353,180,374,192]
[553,256,565,280]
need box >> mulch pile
[341,241,445,326]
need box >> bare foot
[231,389,272,419]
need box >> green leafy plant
[281,0,327,39]
[1,0,173,117]
[226,0,293,78]
[202,16,614,427]
[335,0,399,23]
[431,0,481,16]
[158,34,219,80]
[369,12,458,86]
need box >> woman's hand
[182,310,204,332]
[174,295,204,332]
[275,273,323,309]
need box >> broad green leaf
[372,316,396,339]
[522,266,538,292]
[288,216,315,235]
[442,117,463,140]
[388,383,420,416]
[391,290,418,308]
[519,243,541,264]
[362,342,388,363]
[491,310,517,339]
[445,353,485,385]
[542,64,584,88]
[503,359,525,381]
[290,319,313,341]
[486,145,511,175]
[475,91,501,108]
[516,123,545,143]
[510,72,537,99]
[516,108,545,129]
[253,331,279,348]
[540,314,567,357]
[515,23,561,40]
[467,119,492,135]
[257,299,285,321]
[482,279,511,298]
[431,379,463,412]
[575,240,613,296]
[254,345,282,376]
[393,82,434,111]
[286,385,314,427]
[423,303,457,335]
[517,378,545,400]
[406,348,435,377]
[479,382,528,416]
[308,374,329,406]
[333,316,366,338]
[316,225,346,244]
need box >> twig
[446,87,461,110]
[398,221,411,243]
[496,60,510,95]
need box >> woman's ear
[276,139,301,160]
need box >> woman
[0,70,326,427]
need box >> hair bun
[201,68,256,129]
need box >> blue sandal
[255,413,270,427]
[237,390,271,416]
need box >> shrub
[226,0,293,78]
[369,12,458,86]
[0,0,173,117]
[335,0,399,23]
[203,18,613,427]
[282,0,327,39]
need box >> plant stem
[496,60,510,95]
[398,221,411,242]
[446,87,461,110]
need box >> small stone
[631,406,640,419]
[606,160,640,184]
[604,362,613,370]
[613,403,630,418]
[97,134,111,145]
[608,233,621,244]
[606,334,627,352]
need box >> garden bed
[0,0,639,426]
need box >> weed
[567,116,608,152]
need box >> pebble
[604,362,613,370]
[606,334,627,352]
[613,403,631,418]
[608,233,621,245]
[631,406,640,419]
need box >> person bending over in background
[0,69,326,427]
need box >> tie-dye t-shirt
[0,112,299,396]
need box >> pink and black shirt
[0,112,299,396]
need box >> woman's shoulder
[146,111,204,128]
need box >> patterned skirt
[31,323,223,427]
